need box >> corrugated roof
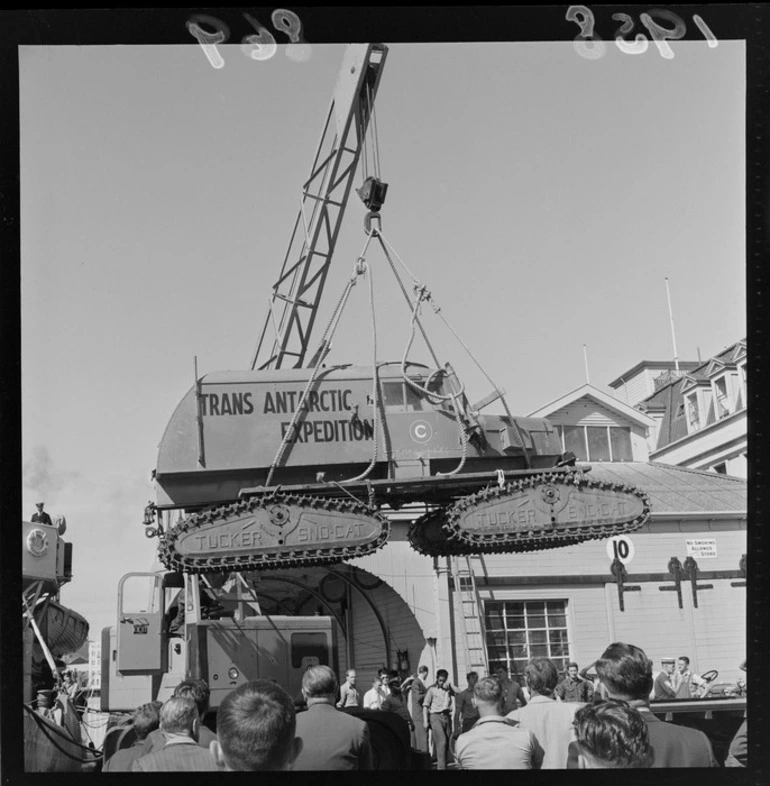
[586,462,746,514]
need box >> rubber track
[158,492,390,573]
[409,473,650,556]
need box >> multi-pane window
[557,426,632,462]
[484,600,570,679]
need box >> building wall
[543,398,649,461]
[345,514,745,689]
[651,410,747,477]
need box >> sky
[20,38,745,636]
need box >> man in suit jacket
[292,665,374,770]
[141,678,217,754]
[594,642,718,768]
[507,658,583,768]
[103,701,161,772]
[131,696,220,771]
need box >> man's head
[345,669,356,686]
[211,680,301,771]
[418,666,429,678]
[301,665,338,701]
[567,662,579,679]
[378,667,389,684]
[524,658,559,697]
[661,658,675,675]
[436,669,448,687]
[677,656,690,673]
[173,678,210,716]
[573,699,652,768]
[466,671,479,689]
[133,701,163,741]
[159,696,199,740]
[494,666,509,682]
[387,673,402,695]
[36,502,44,510]
[472,677,504,717]
[595,643,654,702]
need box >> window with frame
[484,600,570,679]
[713,376,732,418]
[557,426,632,462]
[685,393,700,430]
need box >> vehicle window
[383,382,405,408]
[291,632,329,668]
[405,382,424,411]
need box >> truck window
[291,633,329,668]
[382,382,404,409]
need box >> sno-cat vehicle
[105,45,650,737]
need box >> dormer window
[713,375,732,419]
[685,392,700,431]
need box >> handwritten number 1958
[567,6,718,60]
[186,9,311,70]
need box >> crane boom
[250,44,389,371]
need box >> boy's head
[211,680,301,771]
[573,699,652,768]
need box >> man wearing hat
[31,502,52,526]
[652,658,677,700]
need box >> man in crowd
[382,672,414,731]
[594,642,718,767]
[406,665,430,752]
[652,657,677,700]
[422,668,455,770]
[131,696,219,771]
[454,676,543,770]
[453,672,480,740]
[363,674,386,710]
[210,680,302,771]
[292,665,373,770]
[495,666,528,713]
[31,501,52,526]
[336,669,361,709]
[572,699,652,768]
[556,661,593,703]
[507,658,582,768]
[102,702,162,772]
[141,679,217,754]
[673,655,707,699]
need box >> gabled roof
[528,383,654,427]
[587,462,746,514]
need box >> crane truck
[102,44,650,723]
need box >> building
[87,639,101,691]
[631,340,747,477]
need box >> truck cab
[101,570,337,714]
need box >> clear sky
[20,40,745,636]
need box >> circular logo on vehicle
[410,420,433,443]
[27,528,48,557]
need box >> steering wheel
[700,669,718,683]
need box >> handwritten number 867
[186,9,311,70]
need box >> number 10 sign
[606,535,635,565]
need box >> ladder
[450,555,489,677]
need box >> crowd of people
[98,641,746,771]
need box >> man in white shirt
[673,656,708,699]
[337,670,361,709]
[363,676,385,710]
[455,677,543,769]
